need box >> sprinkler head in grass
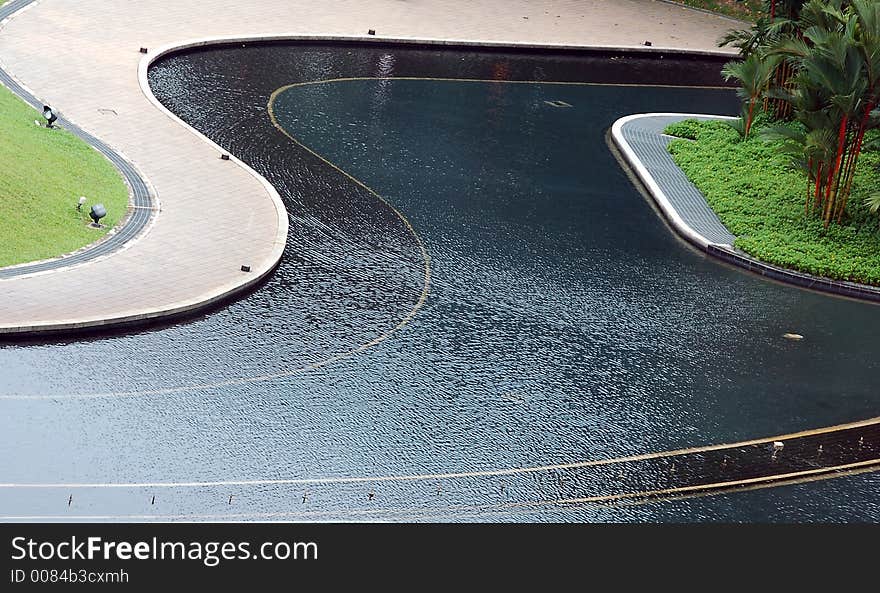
[42,105,57,128]
[89,203,107,228]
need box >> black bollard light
[89,203,107,227]
[42,105,58,128]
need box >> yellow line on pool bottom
[2,416,877,489]
[0,75,732,401]
[3,76,874,518]
[266,81,432,358]
[268,76,734,93]
[0,92,432,403]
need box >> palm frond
[864,193,880,214]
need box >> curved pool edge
[138,33,738,60]
[611,112,880,305]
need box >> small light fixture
[42,105,57,128]
[221,154,230,160]
[139,47,148,54]
[643,40,652,46]
[89,203,107,227]
[241,265,251,272]
[368,29,376,35]
[77,196,87,211]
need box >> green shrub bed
[665,118,880,285]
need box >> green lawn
[666,118,880,285]
[666,0,763,22]
[0,84,129,267]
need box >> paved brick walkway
[0,0,741,334]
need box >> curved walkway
[613,113,880,303]
[0,0,738,335]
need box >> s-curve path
[0,0,741,335]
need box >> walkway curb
[612,112,737,250]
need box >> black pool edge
[611,113,880,306]
[0,260,280,344]
[707,245,880,303]
[144,34,741,63]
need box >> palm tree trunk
[835,100,875,223]
[837,131,867,223]
[806,157,813,215]
[824,114,850,227]
[823,166,836,228]
[834,129,856,223]
[745,98,756,138]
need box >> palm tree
[761,123,837,214]
[722,53,781,139]
[865,193,880,227]
[767,0,880,226]
[720,1,809,119]
[838,0,880,220]
[719,16,777,57]
[720,1,808,57]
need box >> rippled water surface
[1,45,878,521]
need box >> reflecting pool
[1,45,877,521]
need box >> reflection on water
[0,45,877,522]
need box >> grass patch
[665,118,880,285]
[666,0,763,22]
[0,84,129,267]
